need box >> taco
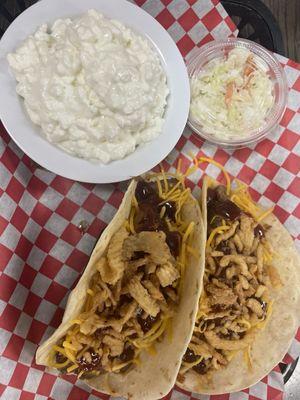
[36,174,205,399]
[177,175,300,394]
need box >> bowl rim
[0,0,190,183]
[186,38,288,147]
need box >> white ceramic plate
[0,0,189,183]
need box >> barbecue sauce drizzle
[207,187,241,227]
[134,180,181,258]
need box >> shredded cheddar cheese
[65,348,76,363]
[160,167,169,193]
[52,359,71,369]
[165,219,178,232]
[77,370,85,378]
[225,350,238,362]
[155,177,163,198]
[53,345,67,356]
[177,158,182,175]
[175,188,192,222]
[166,319,173,342]
[128,207,136,234]
[67,363,79,373]
[196,157,231,195]
[132,319,168,349]
[84,294,92,312]
[179,221,195,278]
[263,247,273,263]
[111,360,134,372]
[244,346,253,369]
[206,225,230,250]
[230,180,274,224]
[236,318,252,329]
[163,190,182,203]
[183,221,195,243]
[146,345,157,356]
[163,180,182,199]
[257,206,275,222]
[185,156,199,176]
[124,220,131,233]
[63,341,78,352]
[77,345,89,359]
[133,356,141,366]
[179,244,186,276]
[70,319,82,325]
[230,193,260,219]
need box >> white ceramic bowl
[0,0,190,183]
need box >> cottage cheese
[7,10,169,163]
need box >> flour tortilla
[36,178,205,400]
[178,176,300,394]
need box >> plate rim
[0,0,190,183]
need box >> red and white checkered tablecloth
[0,1,299,399]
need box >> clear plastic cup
[186,38,288,148]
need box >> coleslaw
[190,48,275,139]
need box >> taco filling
[51,177,196,378]
[180,180,282,378]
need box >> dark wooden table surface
[262,0,300,62]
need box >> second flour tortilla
[178,176,300,394]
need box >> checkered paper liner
[0,0,299,399]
